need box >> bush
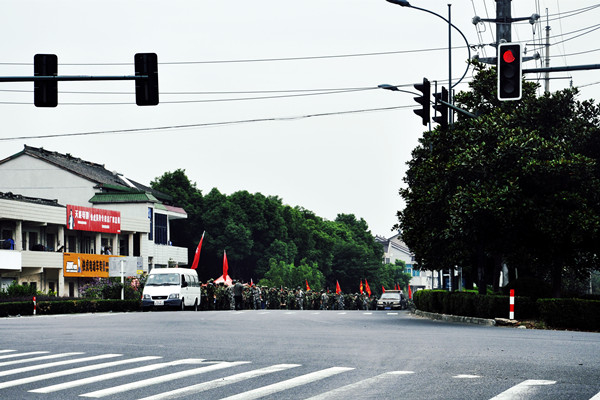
[537,298,600,331]
[0,301,34,317]
[0,299,141,317]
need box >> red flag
[223,250,229,279]
[335,280,341,295]
[396,283,399,290]
[306,279,311,291]
[365,279,371,297]
[251,278,254,287]
[408,285,412,299]
[382,285,386,293]
[359,280,364,295]
[190,231,205,270]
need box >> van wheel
[193,299,198,312]
[180,299,185,311]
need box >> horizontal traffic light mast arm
[523,64,600,74]
[436,99,477,119]
[0,75,148,83]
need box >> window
[154,213,168,245]
[148,208,153,241]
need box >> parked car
[142,268,201,311]
[376,290,407,310]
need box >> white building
[0,145,188,296]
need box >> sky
[1,0,600,238]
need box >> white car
[142,268,201,311]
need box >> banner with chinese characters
[67,205,121,234]
[63,253,111,278]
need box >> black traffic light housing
[497,43,522,101]
[34,54,58,107]
[135,53,159,106]
[433,87,449,129]
[413,78,430,126]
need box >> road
[0,309,599,399]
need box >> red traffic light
[503,50,516,63]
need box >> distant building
[0,145,188,296]
[375,232,440,291]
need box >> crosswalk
[0,349,597,399]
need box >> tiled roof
[0,191,64,208]
[89,192,160,204]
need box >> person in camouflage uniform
[251,285,261,310]
[320,291,328,310]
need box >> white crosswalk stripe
[0,355,160,390]
[137,363,301,400]
[0,353,118,379]
[304,371,414,400]
[218,366,354,400]
[489,379,556,400]
[80,361,250,398]
[0,352,84,368]
[0,351,48,361]
[29,358,205,394]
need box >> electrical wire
[0,105,415,141]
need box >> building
[376,232,437,291]
[0,145,188,296]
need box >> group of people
[199,279,379,311]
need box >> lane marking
[590,391,600,400]
[30,358,207,394]
[0,353,109,378]
[454,374,481,379]
[0,356,159,390]
[219,366,355,400]
[489,379,556,400]
[0,352,83,367]
[80,361,250,398]
[363,312,373,315]
[0,351,48,361]
[138,364,301,400]
[387,313,398,316]
[304,371,414,400]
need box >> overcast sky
[1,0,599,237]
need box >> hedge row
[0,299,141,317]
[413,290,599,331]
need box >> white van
[142,268,201,311]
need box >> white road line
[137,364,301,400]
[303,371,414,400]
[0,351,48,360]
[337,312,346,315]
[30,358,205,394]
[0,352,84,367]
[218,366,355,400]
[386,312,398,315]
[0,353,111,378]
[590,391,600,400]
[454,374,481,379]
[363,312,373,315]
[0,355,159,390]
[80,361,250,398]
[489,379,556,400]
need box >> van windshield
[146,274,180,286]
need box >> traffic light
[433,87,448,129]
[134,53,159,106]
[34,54,58,107]
[497,43,522,101]
[413,78,430,126]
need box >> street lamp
[385,0,472,90]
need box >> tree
[399,62,600,297]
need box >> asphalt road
[0,309,599,399]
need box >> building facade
[0,145,188,297]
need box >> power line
[0,105,414,142]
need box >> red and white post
[33,296,37,316]
[509,289,515,320]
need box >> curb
[413,309,496,326]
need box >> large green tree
[399,62,600,297]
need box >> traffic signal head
[135,53,159,106]
[433,87,449,129]
[34,54,58,107]
[413,78,430,126]
[497,43,522,101]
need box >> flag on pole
[190,231,205,270]
[408,285,412,299]
[359,280,364,295]
[251,278,254,287]
[365,279,371,297]
[223,250,229,279]
[335,280,341,295]
[382,285,386,293]
[306,279,311,291]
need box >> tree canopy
[398,62,600,297]
[151,170,387,293]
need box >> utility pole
[496,0,512,44]
[544,9,551,93]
